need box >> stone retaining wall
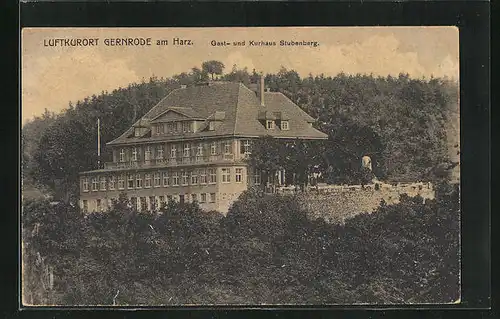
[276,182,435,224]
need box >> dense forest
[22,183,459,305]
[22,61,459,202]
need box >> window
[183,144,190,157]
[211,142,217,155]
[109,176,115,190]
[82,200,88,213]
[92,177,99,191]
[167,123,173,133]
[83,178,89,192]
[200,193,207,203]
[208,121,215,131]
[162,171,170,187]
[224,141,231,154]
[156,145,164,159]
[128,174,135,189]
[181,170,189,185]
[96,199,101,211]
[197,143,203,156]
[179,195,185,204]
[119,149,125,162]
[172,171,179,186]
[154,173,161,187]
[170,145,177,158]
[155,125,161,135]
[144,173,151,188]
[199,169,207,184]
[136,174,143,188]
[132,147,138,161]
[140,197,147,211]
[235,168,243,183]
[182,122,191,133]
[222,168,231,183]
[210,193,216,203]
[118,175,125,190]
[253,169,262,185]
[266,120,274,129]
[99,177,106,190]
[190,194,196,202]
[209,168,217,184]
[241,140,252,154]
[130,197,137,209]
[145,146,152,161]
[191,170,198,185]
[281,121,289,130]
[149,196,156,210]
[167,195,173,202]
[159,195,165,206]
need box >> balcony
[104,154,242,170]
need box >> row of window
[150,119,289,137]
[82,192,218,212]
[266,120,289,130]
[117,140,252,162]
[153,121,196,136]
[82,167,255,192]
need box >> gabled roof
[149,107,205,123]
[107,81,327,146]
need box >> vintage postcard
[21,27,460,306]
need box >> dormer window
[266,120,275,130]
[155,125,161,135]
[281,121,289,130]
[208,121,215,131]
[119,149,125,162]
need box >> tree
[190,67,209,83]
[202,60,225,80]
[223,65,251,84]
[246,136,286,188]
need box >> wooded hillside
[22,62,459,201]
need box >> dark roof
[150,107,205,122]
[107,82,327,146]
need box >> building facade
[79,79,328,214]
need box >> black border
[13,0,491,317]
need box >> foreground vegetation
[23,183,459,305]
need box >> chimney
[260,75,265,106]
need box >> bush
[22,184,459,305]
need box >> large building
[78,78,328,214]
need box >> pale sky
[21,27,459,124]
